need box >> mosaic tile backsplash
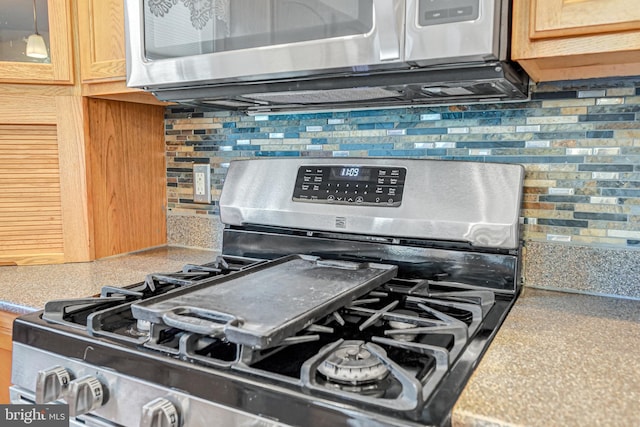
[165,76,640,298]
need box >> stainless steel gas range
[10,158,524,427]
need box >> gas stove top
[11,158,524,427]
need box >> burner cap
[387,309,418,342]
[317,340,389,385]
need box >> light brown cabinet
[0,311,19,404]
[77,0,164,104]
[0,90,167,265]
[0,0,167,266]
[0,0,73,85]
[512,0,640,81]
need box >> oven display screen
[293,165,406,207]
[330,167,371,181]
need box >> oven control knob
[67,375,106,417]
[35,366,72,403]
[141,397,180,427]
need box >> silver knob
[35,366,72,403]
[141,397,180,427]
[67,375,105,417]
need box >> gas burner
[317,340,389,386]
[387,310,419,342]
[126,319,151,338]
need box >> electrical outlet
[193,164,211,203]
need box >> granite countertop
[0,246,218,313]
[1,248,639,426]
[453,287,640,427]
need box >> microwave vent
[243,87,403,104]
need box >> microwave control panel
[418,0,479,26]
[292,166,406,207]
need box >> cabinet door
[0,125,65,265]
[0,311,19,404]
[530,0,640,39]
[77,0,126,81]
[512,0,640,81]
[0,0,73,84]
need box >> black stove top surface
[12,253,519,427]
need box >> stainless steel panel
[131,255,397,348]
[406,0,505,64]
[11,343,289,427]
[219,158,524,249]
[126,0,405,89]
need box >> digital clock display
[330,166,371,181]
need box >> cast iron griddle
[131,254,397,349]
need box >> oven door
[405,0,507,65]
[126,0,405,89]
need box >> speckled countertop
[0,246,217,313]
[1,248,639,426]
[452,287,640,427]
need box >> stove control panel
[293,165,406,207]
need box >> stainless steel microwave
[125,0,528,112]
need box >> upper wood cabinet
[512,0,640,81]
[77,0,126,81]
[0,0,73,84]
[76,0,167,104]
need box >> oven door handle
[373,0,403,61]
[162,308,237,336]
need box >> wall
[164,76,640,299]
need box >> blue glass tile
[406,128,447,135]
[595,181,640,188]
[350,109,389,117]
[463,110,503,119]
[602,188,640,197]
[578,164,634,172]
[233,145,261,151]
[579,113,635,122]
[538,195,591,203]
[222,122,236,128]
[356,123,375,130]
[341,143,394,150]
[478,118,502,125]
[397,122,419,129]
[537,218,588,228]
[588,105,640,114]
[586,131,614,138]
[441,112,464,120]
[311,138,328,144]
[628,240,640,246]
[255,151,301,157]
[426,149,447,156]
[574,212,628,221]
[534,132,586,139]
